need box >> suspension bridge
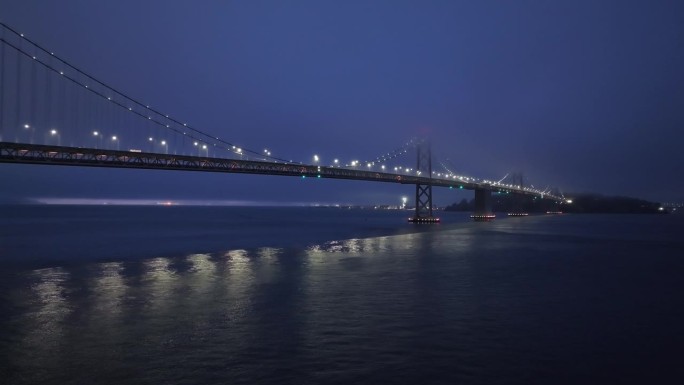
[0,22,564,221]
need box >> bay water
[1,206,682,384]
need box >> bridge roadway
[0,142,561,201]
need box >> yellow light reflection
[91,262,126,318]
[142,257,178,312]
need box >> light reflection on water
[14,268,72,380]
[2,214,684,384]
[142,257,179,314]
[89,262,126,318]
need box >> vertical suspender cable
[45,53,52,144]
[0,27,5,141]
[29,44,37,143]
[15,34,21,142]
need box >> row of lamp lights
[310,153,425,175]
[22,123,62,145]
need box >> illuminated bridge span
[0,22,564,221]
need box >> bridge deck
[0,142,559,199]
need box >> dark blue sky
[1,0,683,205]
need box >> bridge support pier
[408,140,439,223]
[471,188,495,221]
[546,200,564,215]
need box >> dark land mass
[444,193,666,214]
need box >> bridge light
[193,142,198,146]
[111,136,117,140]
[93,131,98,136]
[148,137,153,141]
[161,140,166,145]
[24,124,30,129]
[50,129,58,135]
[202,145,207,149]
[381,165,385,170]
[566,199,573,204]
[313,155,319,162]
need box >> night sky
[1,0,682,205]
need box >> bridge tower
[507,172,529,217]
[408,140,440,223]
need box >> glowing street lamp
[22,123,35,143]
[48,129,60,145]
[93,131,103,148]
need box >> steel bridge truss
[0,142,563,201]
[413,141,435,220]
